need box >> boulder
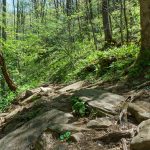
[0,109,73,150]
[53,144,68,150]
[47,123,90,133]
[25,88,41,97]
[34,132,55,150]
[74,87,125,116]
[131,119,150,150]
[59,81,87,92]
[87,118,112,129]
[128,101,150,123]
[128,90,150,123]
[40,87,54,93]
[70,132,84,142]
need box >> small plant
[71,96,90,117]
[59,131,71,141]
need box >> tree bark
[102,0,112,44]
[0,53,17,91]
[2,0,7,41]
[137,0,150,65]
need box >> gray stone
[53,144,68,150]
[40,87,54,93]
[59,81,87,92]
[70,132,84,142]
[34,132,55,150]
[0,109,73,150]
[131,119,150,150]
[128,101,150,123]
[74,87,125,116]
[87,118,112,129]
[26,88,41,96]
[48,123,90,133]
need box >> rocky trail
[0,81,150,150]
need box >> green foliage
[0,91,15,112]
[0,0,144,112]
[71,96,89,117]
[0,83,38,112]
[59,131,71,142]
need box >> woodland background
[0,0,149,111]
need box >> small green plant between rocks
[59,131,71,142]
[71,96,90,117]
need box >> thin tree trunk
[0,53,17,91]
[2,0,7,41]
[16,0,20,40]
[123,0,129,43]
[120,0,124,44]
[102,0,112,44]
[75,0,82,38]
[13,0,16,37]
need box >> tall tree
[2,0,7,41]
[102,0,112,44]
[137,0,150,65]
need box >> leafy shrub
[59,131,71,142]
[71,96,90,117]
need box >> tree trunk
[137,0,150,65]
[102,0,112,44]
[2,0,7,41]
[16,0,20,40]
[1,0,7,95]
[0,53,17,91]
[123,0,129,43]
[13,0,16,37]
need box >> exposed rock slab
[0,109,73,150]
[34,132,56,150]
[40,87,54,93]
[87,118,112,129]
[47,123,90,133]
[70,132,84,142]
[74,87,125,116]
[131,119,150,150]
[128,102,150,123]
[128,90,150,123]
[26,88,41,97]
[59,81,87,92]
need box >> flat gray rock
[131,119,150,150]
[128,101,150,123]
[128,90,150,123]
[74,87,125,116]
[26,88,41,96]
[0,109,73,150]
[70,132,84,142]
[48,123,90,133]
[34,132,55,150]
[59,81,87,92]
[87,118,112,128]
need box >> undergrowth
[0,43,144,112]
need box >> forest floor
[0,80,150,150]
